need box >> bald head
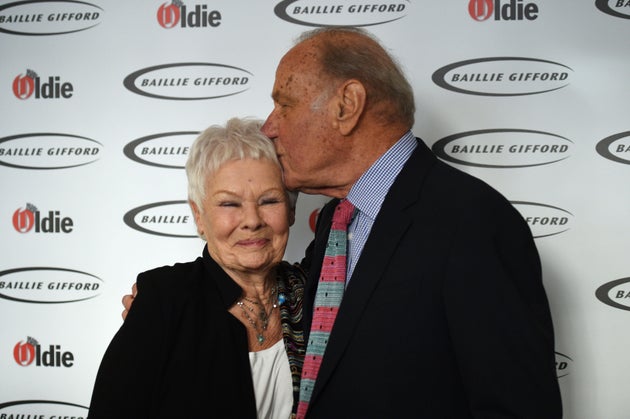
[294,27,416,129]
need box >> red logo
[157,1,181,28]
[156,1,222,29]
[12,203,74,234]
[13,337,38,366]
[12,70,37,99]
[12,203,37,233]
[468,0,539,21]
[12,69,74,99]
[12,337,75,367]
[469,0,494,21]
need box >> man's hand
[121,283,137,320]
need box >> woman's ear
[332,79,366,135]
[288,207,296,227]
[189,200,205,239]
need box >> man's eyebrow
[272,90,294,105]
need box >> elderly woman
[88,118,305,419]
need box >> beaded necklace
[237,286,279,345]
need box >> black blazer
[301,139,562,418]
[88,247,305,419]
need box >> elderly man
[124,27,563,418]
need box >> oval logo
[123,200,197,238]
[274,0,409,27]
[555,351,573,378]
[0,400,88,416]
[0,133,103,169]
[595,131,630,165]
[123,63,253,100]
[432,129,572,168]
[0,267,102,303]
[0,1,103,36]
[123,131,198,169]
[511,201,573,238]
[596,277,630,311]
[432,57,573,96]
[595,0,630,19]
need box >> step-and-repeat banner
[1,1,629,417]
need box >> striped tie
[297,199,355,419]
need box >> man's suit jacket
[301,139,562,418]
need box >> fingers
[120,283,138,320]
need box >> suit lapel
[308,139,438,405]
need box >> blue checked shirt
[345,131,417,283]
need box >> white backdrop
[1,1,629,418]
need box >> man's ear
[332,79,366,135]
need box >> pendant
[257,334,265,344]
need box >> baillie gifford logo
[157,0,222,28]
[0,400,88,417]
[0,0,103,36]
[469,0,539,21]
[13,336,74,367]
[13,203,74,234]
[595,131,630,165]
[595,0,630,20]
[13,69,73,100]
[274,0,409,27]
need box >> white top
[249,338,293,419]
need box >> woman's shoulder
[136,257,205,293]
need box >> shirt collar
[346,131,417,220]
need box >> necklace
[237,286,279,345]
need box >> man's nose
[261,110,276,139]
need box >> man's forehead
[271,67,298,99]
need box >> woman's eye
[219,202,239,207]
[261,199,280,205]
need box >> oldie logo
[0,267,102,303]
[469,0,539,21]
[0,133,102,169]
[13,336,74,367]
[432,129,572,168]
[511,201,572,238]
[432,57,572,96]
[595,131,630,165]
[274,0,409,27]
[13,203,73,234]
[555,351,572,378]
[0,0,103,36]
[596,277,630,311]
[13,69,74,99]
[123,131,198,168]
[157,0,222,28]
[124,200,197,238]
[123,63,252,100]
[0,400,88,417]
[595,0,630,19]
